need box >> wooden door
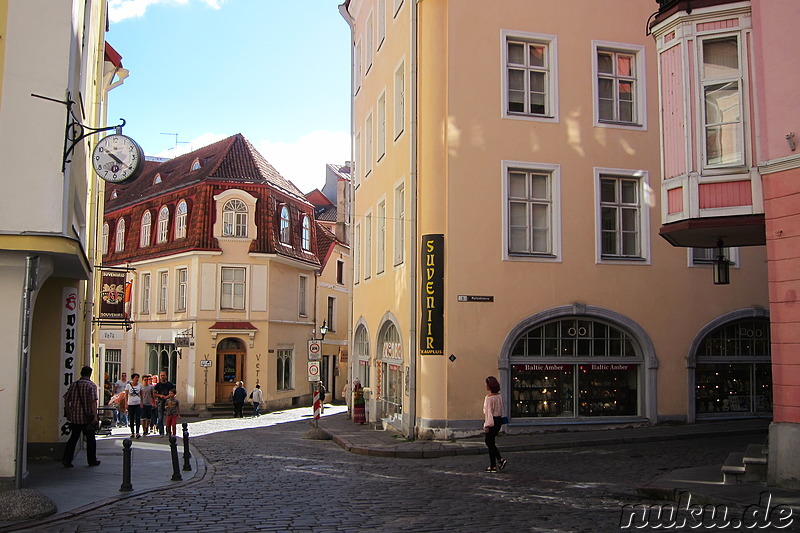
[216,347,244,401]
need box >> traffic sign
[308,340,322,360]
[308,361,320,381]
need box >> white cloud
[152,130,351,194]
[108,0,228,23]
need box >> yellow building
[0,0,117,487]
[340,0,770,439]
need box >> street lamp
[318,320,328,340]
[713,239,730,285]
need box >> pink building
[651,0,800,489]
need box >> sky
[106,0,351,194]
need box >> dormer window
[175,200,188,239]
[222,199,248,237]
[140,211,152,248]
[191,158,201,171]
[111,190,118,199]
[157,206,170,243]
[154,173,162,184]
[301,215,311,251]
[279,205,290,243]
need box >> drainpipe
[16,255,40,488]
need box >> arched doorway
[216,337,245,401]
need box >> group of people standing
[230,381,264,418]
[105,370,180,439]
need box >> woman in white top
[483,376,507,472]
[125,373,143,439]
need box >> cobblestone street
[24,416,768,533]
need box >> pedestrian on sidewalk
[318,382,326,414]
[125,373,143,438]
[483,376,507,473]
[250,384,263,417]
[113,372,128,427]
[164,388,180,437]
[140,375,154,436]
[232,381,247,418]
[153,370,174,436]
[352,378,366,424]
[61,366,101,468]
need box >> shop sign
[513,364,568,371]
[59,287,79,441]
[388,364,402,371]
[99,270,127,319]
[581,364,636,371]
[383,341,403,360]
[420,234,444,355]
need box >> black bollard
[182,422,192,471]
[169,435,182,481]
[120,438,133,492]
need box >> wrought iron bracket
[31,91,127,172]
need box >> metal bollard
[182,422,192,471]
[169,435,182,481]
[120,438,133,492]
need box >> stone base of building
[28,441,64,461]
[768,422,800,490]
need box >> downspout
[338,1,356,414]
[408,0,420,440]
[16,255,40,489]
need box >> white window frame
[365,112,373,177]
[354,131,361,188]
[140,211,151,248]
[689,247,739,268]
[336,259,345,285]
[394,181,405,266]
[364,211,373,280]
[176,267,187,312]
[594,167,651,265]
[222,199,248,238]
[592,40,647,130]
[175,200,187,239]
[158,270,168,313]
[394,60,405,140]
[393,0,403,18]
[220,266,246,310]
[279,205,291,244]
[365,11,374,75]
[377,0,386,50]
[698,32,746,170]
[377,91,386,162]
[377,199,386,274]
[157,206,170,243]
[102,223,109,255]
[115,219,125,252]
[301,215,311,251]
[354,222,361,284]
[327,296,336,332]
[277,349,293,391]
[501,29,559,123]
[298,274,308,317]
[354,39,362,96]
[141,273,151,315]
[501,161,562,262]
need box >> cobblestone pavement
[25,419,768,533]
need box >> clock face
[92,134,144,183]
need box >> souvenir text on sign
[420,234,444,355]
[99,270,127,319]
[59,287,79,440]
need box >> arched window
[102,223,109,254]
[191,158,201,171]
[279,205,290,243]
[301,215,311,250]
[175,200,188,239]
[157,206,170,243]
[378,322,403,419]
[222,199,248,237]
[354,325,370,388]
[153,173,162,184]
[140,211,152,248]
[115,219,125,252]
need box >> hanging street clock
[92,133,145,183]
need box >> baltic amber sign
[420,234,444,355]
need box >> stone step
[742,443,768,482]
[721,451,746,484]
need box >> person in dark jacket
[232,381,247,418]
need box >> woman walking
[483,376,507,473]
[352,378,366,424]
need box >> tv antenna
[160,132,189,150]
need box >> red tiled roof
[209,322,257,330]
[315,221,337,269]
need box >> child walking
[164,388,180,437]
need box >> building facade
[0,0,115,487]
[650,0,800,489]
[99,135,349,412]
[340,0,770,440]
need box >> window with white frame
[337,259,345,285]
[222,199,248,238]
[364,212,373,279]
[354,325,371,387]
[102,223,109,254]
[594,42,645,126]
[691,247,738,267]
[301,215,311,250]
[140,211,152,248]
[599,173,648,260]
[141,273,151,314]
[158,271,168,313]
[365,113,373,177]
[176,268,187,312]
[354,223,361,284]
[377,92,386,161]
[277,349,293,391]
[157,206,170,243]
[115,219,125,252]
[279,205,291,244]
[393,0,403,17]
[365,12,374,74]
[377,0,386,50]
[504,163,560,259]
[701,35,744,167]
[298,275,308,317]
[220,267,245,310]
[394,183,405,265]
[327,296,336,332]
[354,131,361,188]
[377,200,386,273]
[503,30,557,120]
[355,40,362,95]
[175,200,187,239]
[394,62,405,139]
